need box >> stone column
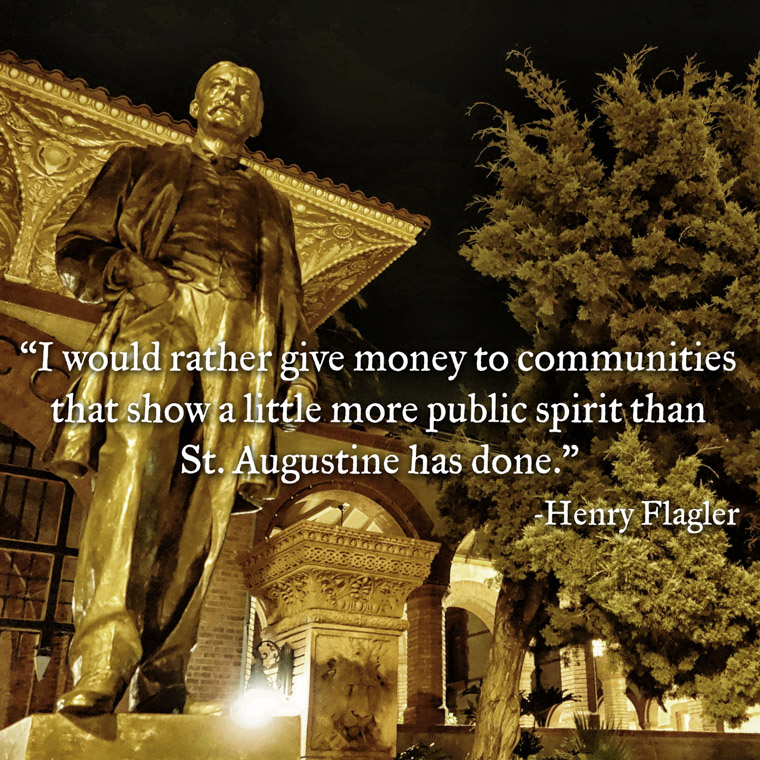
[597,655,630,728]
[397,628,408,722]
[243,523,439,760]
[518,650,536,728]
[689,700,722,732]
[403,584,447,725]
[643,700,661,730]
[559,646,590,719]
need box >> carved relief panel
[309,633,397,758]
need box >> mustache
[209,100,245,121]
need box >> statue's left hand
[280,384,314,432]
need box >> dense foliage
[395,742,452,760]
[440,50,760,757]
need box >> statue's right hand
[129,278,174,309]
[109,252,174,309]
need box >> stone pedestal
[243,523,439,760]
[0,714,300,760]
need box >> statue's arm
[56,145,142,304]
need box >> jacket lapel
[119,143,193,259]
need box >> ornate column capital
[242,523,439,629]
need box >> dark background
[5,0,760,401]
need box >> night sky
[5,1,760,401]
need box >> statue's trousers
[67,284,267,703]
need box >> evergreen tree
[442,51,760,759]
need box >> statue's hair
[193,61,264,137]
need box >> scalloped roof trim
[0,50,430,230]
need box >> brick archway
[255,471,436,543]
[444,580,498,633]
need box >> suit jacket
[44,142,315,503]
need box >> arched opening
[594,695,641,731]
[267,488,406,538]
[440,530,499,724]
[444,606,493,724]
[255,472,435,544]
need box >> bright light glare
[230,687,286,729]
[592,639,606,658]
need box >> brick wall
[0,514,252,727]
[186,512,253,703]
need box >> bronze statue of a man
[45,61,315,715]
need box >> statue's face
[191,63,262,141]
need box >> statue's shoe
[183,697,226,716]
[56,674,125,715]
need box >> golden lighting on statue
[43,61,316,716]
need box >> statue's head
[190,61,264,141]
